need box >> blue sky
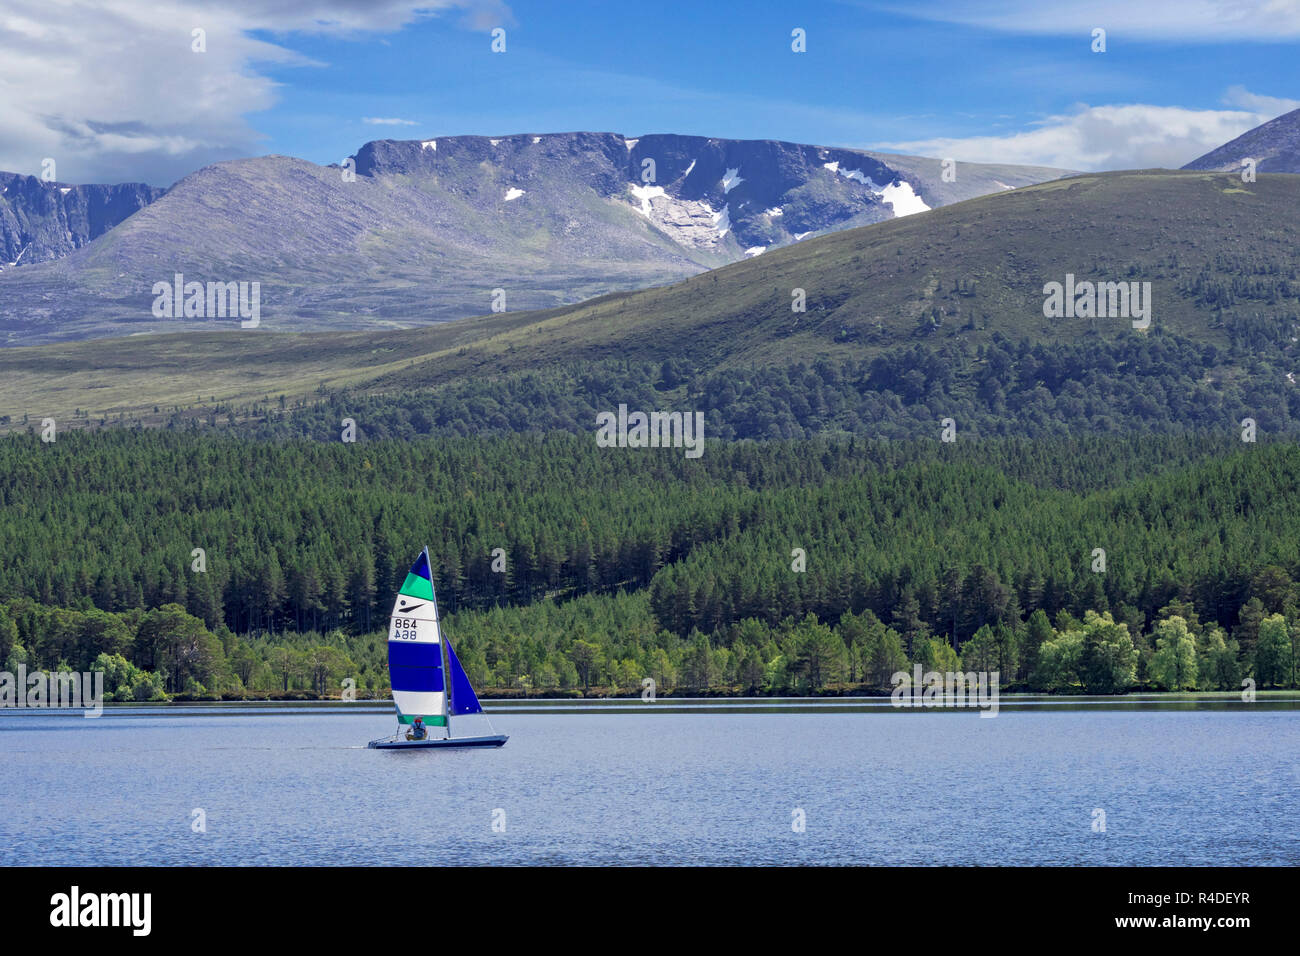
[255,0,1296,164]
[1,1,1297,185]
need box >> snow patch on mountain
[490,139,501,146]
[765,206,783,217]
[722,167,744,193]
[712,205,731,236]
[504,188,525,201]
[824,160,930,217]
[744,246,765,257]
[623,183,725,249]
[629,183,666,216]
[825,161,873,186]
[421,140,436,152]
[877,180,930,217]
[683,159,696,177]
[531,136,542,144]
[625,138,639,151]
[823,161,874,186]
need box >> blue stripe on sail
[410,550,432,580]
[447,638,483,716]
[391,664,444,693]
[388,642,441,668]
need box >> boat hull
[368,734,508,750]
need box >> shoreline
[5,690,1300,717]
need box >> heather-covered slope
[0,132,1071,345]
[3,170,1297,437]
[1183,107,1300,173]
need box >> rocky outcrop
[0,173,164,267]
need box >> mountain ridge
[0,131,1073,346]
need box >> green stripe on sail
[398,714,446,726]
[399,573,435,600]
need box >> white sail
[386,548,446,727]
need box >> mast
[429,545,453,740]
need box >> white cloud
[0,1,510,185]
[363,117,419,125]
[1220,85,1300,114]
[883,0,1300,41]
[875,94,1295,171]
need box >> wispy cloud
[363,117,419,126]
[873,0,1300,41]
[875,91,1295,170]
[1221,85,1300,114]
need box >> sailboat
[368,547,508,749]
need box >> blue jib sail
[446,637,483,716]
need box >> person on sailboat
[406,716,428,741]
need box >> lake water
[3,700,1298,865]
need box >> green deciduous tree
[1254,614,1294,688]
[1149,616,1198,691]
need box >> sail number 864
[392,617,423,640]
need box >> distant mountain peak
[1183,107,1300,173]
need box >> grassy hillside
[365,169,1296,387]
[2,170,1297,431]
[0,312,533,424]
